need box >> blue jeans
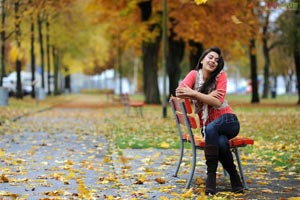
[204,114,240,154]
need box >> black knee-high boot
[204,145,219,195]
[219,149,244,193]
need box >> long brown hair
[195,47,224,94]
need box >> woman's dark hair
[194,47,224,94]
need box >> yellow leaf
[108,195,114,200]
[262,189,273,194]
[195,176,204,185]
[194,0,208,5]
[160,141,170,148]
[231,15,242,24]
[257,181,269,185]
[181,188,193,198]
[78,180,91,199]
[103,156,112,163]
[0,149,4,157]
[66,170,76,180]
[0,174,9,183]
[135,174,147,184]
[120,156,128,164]
[0,191,19,198]
[154,177,166,184]
[160,196,169,200]
[273,166,284,172]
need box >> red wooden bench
[169,96,254,189]
[121,93,144,117]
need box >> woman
[175,47,243,195]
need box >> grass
[1,92,299,172]
[100,93,300,172]
[0,94,75,122]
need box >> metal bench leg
[185,143,196,189]
[139,107,143,117]
[127,106,130,116]
[173,139,184,177]
[232,147,248,190]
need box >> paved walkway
[1,94,299,199]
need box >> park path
[0,94,300,199]
[0,95,188,199]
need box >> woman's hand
[209,90,222,99]
[176,84,197,99]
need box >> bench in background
[121,93,144,117]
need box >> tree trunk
[262,39,270,99]
[30,11,36,98]
[286,69,293,94]
[167,24,185,97]
[52,46,60,95]
[14,0,23,99]
[38,14,45,89]
[249,39,259,103]
[0,0,6,86]
[262,11,270,99]
[117,35,123,95]
[189,40,203,70]
[142,39,161,104]
[138,1,161,104]
[64,67,70,93]
[46,17,51,95]
[293,4,300,104]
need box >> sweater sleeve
[179,70,197,88]
[215,72,227,103]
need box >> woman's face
[201,51,219,73]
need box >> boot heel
[205,173,216,195]
[230,173,244,193]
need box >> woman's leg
[218,135,244,193]
[204,114,241,194]
[204,118,221,195]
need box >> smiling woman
[176,47,244,195]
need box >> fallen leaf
[195,176,204,185]
[0,174,9,183]
[181,188,193,198]
[231,15,242,24]
[160,141,170,148]
[262,189,273,194]
[154,177,166,184]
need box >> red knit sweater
[179,70,234,127]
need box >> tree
[86,0,143,94]
[259,6,281,99]
[293,4,300,104]
[276,4,300,104]
[37,0,46,89]
[138,1,161,104]
[0,0,9,86]
[167,19,185,97]
[261,10,271,99]
[166,0,256,99]
[29,0,36,98]
[14,0,23,99]
[246,1,260,103]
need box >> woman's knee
[218,135,229,154]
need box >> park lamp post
[162,0,167,118]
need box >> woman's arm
[176,85,222,107]
[176,71,227,107]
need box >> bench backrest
[170,96,199,150]
[121,93,130,106]
[169,97,197,129]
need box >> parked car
[3,71,42,96]
[3,76,15,96]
